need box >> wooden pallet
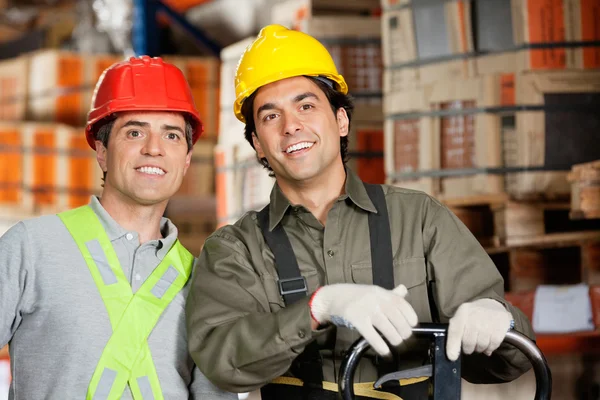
[489,235,600,293]
[447,196,600,248]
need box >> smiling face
[251,76,349,185]
[95,111,192,206]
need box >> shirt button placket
[323,204,343,283]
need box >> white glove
[309,283,418,356]
[447,298,514,361]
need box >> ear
[182,150,193,176]
[96,141,108,172]
[252,132,266,159]
[336,107,349,138]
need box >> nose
[141,131,165,157]
[282,111,303,136]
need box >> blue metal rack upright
[132,0,222,57]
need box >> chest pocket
[350,258,433,322]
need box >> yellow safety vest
[59,205,194,400]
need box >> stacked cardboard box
[0,122,103,213]
[381,0,600,91]
[384,70,600,200]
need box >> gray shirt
[0,197,235,400]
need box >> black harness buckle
[278,276,308,297]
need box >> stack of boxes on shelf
[382,0,600,201]
[0,50,116,229]
[216,0,384,227]
[381,0,600,361]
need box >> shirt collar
[266,168,377,231]
[88,196,178,259]
[344,168,378,213]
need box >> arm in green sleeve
[185,232,324,393]
[422,198,535,383]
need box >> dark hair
[93,113,195,185]
[241,76,354,173]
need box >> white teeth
[136,166,165,175]
[286,142,314,154]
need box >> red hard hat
[85,56,203,150]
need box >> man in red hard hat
[0,56,236,400]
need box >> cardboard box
[272,0,381,29]
[0,55,28,120]
[164,56,220,139]
[0,122,103,212]
[27,50,122,126]
[293,16,383,96]
[478,0,600,74]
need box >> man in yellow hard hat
[186,25,535,399]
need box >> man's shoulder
[0,213,64,250]
[10,213,62,235]
[380,183,443,207]
[204,210,261,249]
[21,213,64,231]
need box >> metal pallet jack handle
[338,323,552,400]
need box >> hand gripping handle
[338,323,552,400]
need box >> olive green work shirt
[186,169,535,393]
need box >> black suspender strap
[257,205,308,305]
[257,205,324,393]
[363,183,401,384]
[363,183,395,290]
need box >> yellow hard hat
[233,24,348,122]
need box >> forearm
[190,297,326,393]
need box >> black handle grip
[338,323,552,400]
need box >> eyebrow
[161,124,184,134]
[120,120,184,134]
[256,92,320,117]
[256,102,277,117]
[293,92,319,103]
[121,120,149,129]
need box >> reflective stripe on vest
[58,205,194,400]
